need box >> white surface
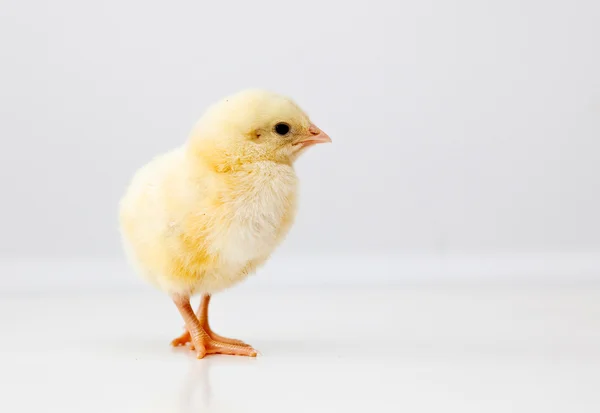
[1,287,599,413]
[1,0,600,262]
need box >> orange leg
[171,294,256,358]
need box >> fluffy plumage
[119,89,329,297]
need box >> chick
[119,89,331,358]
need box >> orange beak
[293,124,332,148]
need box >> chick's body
[119,89,330,358]
[120,145,297,296]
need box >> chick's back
[119,147,198,292]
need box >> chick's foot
[190,332,258,359]
[172,294,257,358]
[171,326,251,349]
[171,293,251,350]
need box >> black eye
[274,123,290,136]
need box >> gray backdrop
[1,0,598,288]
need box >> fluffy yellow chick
[119,89,331,358]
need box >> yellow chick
[119,89,331,358]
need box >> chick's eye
[274,123,290,136]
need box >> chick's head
[189,89,331,170]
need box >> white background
[2,2,600,412]
[1,0,599,286]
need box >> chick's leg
[198,294,250,346]
[172,294,257,358]
[171,294,250,348]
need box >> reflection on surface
[177,355,256,413]
[179,358,213,412]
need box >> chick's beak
[293,124,332,148]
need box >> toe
[207,341,258,357]
[195,346,207,359]
[170,331,191,347]
[209,334,251,347]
